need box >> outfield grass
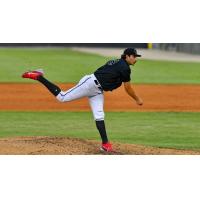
[1,111,200,150]
[136,59,200,84]
[0,48,200,84]
[0,48,106,83]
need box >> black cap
[123,48,141,57]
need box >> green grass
[135,59,200,84]
[0,47,200,84]
[0,48,107,83]
[1,111,200,150]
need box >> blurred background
[1,43,200,54]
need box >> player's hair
[121,54,126,59]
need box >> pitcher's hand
[136,98,143,106]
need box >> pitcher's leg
[88,93,109,144]
[22,69,91,102]
[89,93,105,121]
[56,76,91,102]
[22,69,61,96]
[38,76,61,96]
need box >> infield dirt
[1,83,200,112]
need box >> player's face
[126,55,137,65]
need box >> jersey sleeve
[120,68,131,82]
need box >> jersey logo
[106,59,119,66]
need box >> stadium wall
[0,43,148,48]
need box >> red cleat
[22,69,44,80]
[100,142,113,152]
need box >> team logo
[107,59,119,66]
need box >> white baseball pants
[56,74,104,121]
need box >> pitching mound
[0,136,199,155]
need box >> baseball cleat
[100,142,113,152]
[22,69,44,80]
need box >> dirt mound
[0,136,199,155]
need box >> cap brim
[135,54,141,57]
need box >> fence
[153,43,200,55]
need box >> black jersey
[94,59,131,91]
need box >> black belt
[94,80,103,91]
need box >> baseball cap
[123,48,141,57]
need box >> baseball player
[22,48,143,152]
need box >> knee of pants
[93,110,105,121]
[56,92,71,102]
